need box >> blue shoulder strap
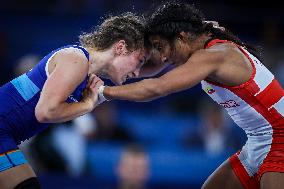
[71,45,90,61]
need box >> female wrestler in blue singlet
[0,13,147,189]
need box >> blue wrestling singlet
[0,45,89,171]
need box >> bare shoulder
[188,45,227,68]
[44,47,89,81]
[204,43,253,85]
[206,43,245,61]
[53,47,89,65]
[190,43,247,67]
[47,47,89,75]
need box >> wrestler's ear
[114,40,127,55]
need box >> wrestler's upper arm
[38,48,89,107]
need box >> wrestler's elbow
[35,106,50,123]
[35,101,59,123]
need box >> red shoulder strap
[205,39,232,49]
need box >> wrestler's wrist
[102,86,115,101]
[82,98,96,112]
[98,85,109,104]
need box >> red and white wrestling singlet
[202,39,284,189]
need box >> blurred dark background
[1,0,284,189]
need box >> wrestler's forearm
[35,100,94,123]
[104,78,166,102]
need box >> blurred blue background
[1,0,284,188]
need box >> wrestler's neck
[187,33,212,54]
[86,47,113,76]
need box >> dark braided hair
[145,1,261,59]
[80,12,146,51]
